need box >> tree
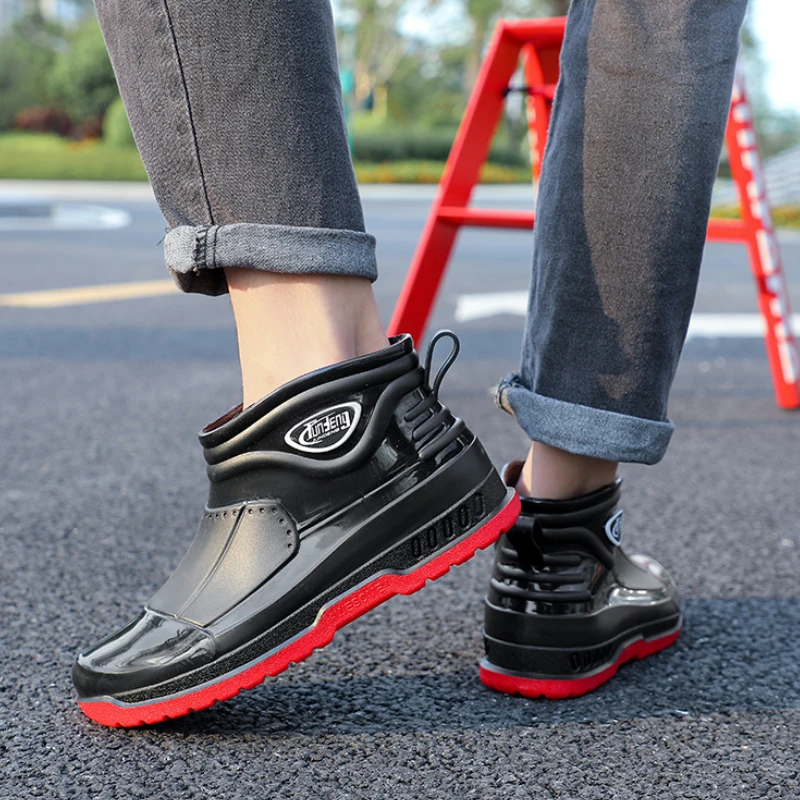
[70,0,99,17]
[335,0,569,126]
[462,0,503,89]
[385,40,472,127]
[0,10,64,130]
[460,0,568,88]
[451,0,567,158]
[48,16,118,126]
[739,7,800,157]
[335,0,442,110]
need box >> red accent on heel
[480,626,681,700]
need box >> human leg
[96,0,376,298]
[514,443,617,499]
[95,0,388,404]
[501,0,748,466]
[227,270,387,406]
[483,0,748,698]
[73,0,519,726]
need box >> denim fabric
[94,0,374,296]
[164,224,376,291]
[498,0,749,464]
[96,0,749,463]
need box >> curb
[1,179,797,245]
[0,180,155,202]
[0,180,536,205]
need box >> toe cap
[72,609,216,699]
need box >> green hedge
[0,132,147,180]
[355,161,530,184]
[713,203,800,230]
[0,132,532,183]
[352,130,526,167]
[103,96,136,149]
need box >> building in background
[0,0,82,33]
[0,0,23,34]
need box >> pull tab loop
[423,330,461,400]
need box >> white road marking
[455,290,800,338]
[0,181,155,201]
[455,291,529,322]
[0,279,178,308]
[2,282,799,338]
[0,203,131,231]
[684,313,793,340]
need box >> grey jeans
[497,0,748,464]
[95,0,377,297]
[95,0,747,464]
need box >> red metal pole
[726,73,800,408]
[387,23,524,341]
[387,18,798,412]
[520,23,563,181]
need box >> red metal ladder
[387,17,800,409]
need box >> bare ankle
[226,268,388,406]
[515,442,618,500]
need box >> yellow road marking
[0,279,179,308]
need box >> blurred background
[0,0,798,212]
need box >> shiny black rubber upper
[74,334,508,700]
[484,465,681,677]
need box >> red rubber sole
[78,491,521,727]
[479,625,681,700]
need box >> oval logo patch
[284,402,362,454]
[604,509,624,546]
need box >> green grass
[712,203,800,230]
[0,132,148,181]
[4,134,799,210]
[0,132,532,184]
[353,160,531,184]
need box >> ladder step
[528,84,557,100]
[707,218,749,241]
[438,207,535,229]
[438,208,751,242]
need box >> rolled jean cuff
[496,375,674,465]
[164,223,378,296]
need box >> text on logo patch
[284,402,362,454]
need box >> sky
[751,0,800,113]
[397,0,800,114]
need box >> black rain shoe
[73,333,519,727]
[480,463,681,699]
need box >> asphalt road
[1,184,799,799]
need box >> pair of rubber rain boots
[73,333,681,727]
